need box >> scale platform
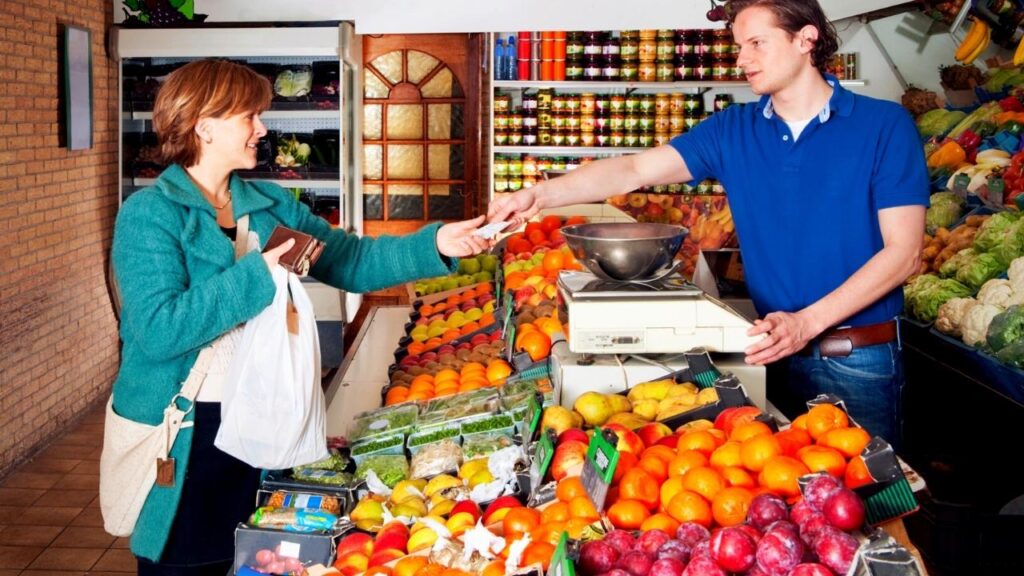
[557,270,763,354]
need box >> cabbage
[904,274,973,322]
[956,252,1005,291]
[986,305,1024,352]
[989,218,1024,267]
[917,109,966,138]
[274,69,312,98]
[926,192,965,234]
[939,248,977,278]
[972,211,1021,253]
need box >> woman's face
[198,110,267,171]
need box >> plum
[656,540,691,564]
[734,523,763,544]
[821,488,865,532]
[755,530,804,575]
[709,527,757,573]
[637,529,673,558]
[764,520,799,540]
[648,557,686,576]
[597,571,632,576]
[746,493,788,529]
[675,522,712,547]
[813,527,859,575]
[790,562,834,575]
[798,511,830,545]
[803,474,842,510]
[789,500,819,526]
[579,540,622,575]
[604,530,639,553]
[691,539,711,559]
[680,554,727,576]
[617,551,654,576]
[742,565,769,576]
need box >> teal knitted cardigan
[111,165,454,560]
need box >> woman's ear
[194,118,213,144]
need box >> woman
[111,59,489,575]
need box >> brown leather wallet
[799,319,898,358]
[263,225,325,276]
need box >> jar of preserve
[669,93,685,115]
[731,65,745,80]
[536,108,551,128]
[654,114,670,132]
[654,93,671,115]
[566,32,585,59]
[639,30,657,41]
[551,132,566,146]
[638,114,655,133]
[609,113,626,131]
[621,62,639,80]
[580,131,596,147]
[522,156,537,176]
[551,157,567,171]
[656,61,674,82]
[669,114,685,133]
[565,95,580,113]
[583,55,603,80]
[712,63,731,81]
[683,94,703,114]
[552,114,566,130]
[602,57,621,81]
[595,132,611,147]
[595,115,610,131]
[508,132,523,145]
[551,95,566,114]
[580,93,596,115]
[623,131,639,147]
[624,94,640,113]
[580,114,595,132]
[638,32,657,62]
[537,157,552,173]
[668,183,684,194]
[713,94,733,111]
[623,114,640,131]
[620,30,640,40]
[710,29,732,60]
[654,131,671,146]
[508,177,523,192]
[537,88,553,109]
[494,131,508,145]
[639,95,656,114]
[603,37,620,57]
[620,36,639,62]
[675,30,695,57]
[565,130,581,147]
[493,155,509,176]
[522,129,538,146]
[696,30,712,56]
[656,31,675,62]
[510,108,523,131]
[638,133,654,147]
[566,59,585,81]
[538,128,552,145]
[565,113,581,130]
[494,94,512,114]
[595,94,611,114]
[609,95,626,113]
[693,60,712,80]
[610,131,626,147]
[522,93,538,111]
[583,31,605,56]
[675,60,694,81]
[507,156,523,176]
[638,62,657,81]
[683,115,701,130]
[494,176,509,193]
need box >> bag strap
[235,214,250,261]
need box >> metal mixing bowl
[560,222,688,281]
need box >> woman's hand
[487,185,541,226]
[262,238,295,270]
[436,215,491,258]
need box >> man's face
[733,5,815,95]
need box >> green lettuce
[904,274,973,322]
[973,211,1021,253]
[926,192,965,234]
[986,305,1024,352]
[955,252,1005,291]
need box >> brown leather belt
[798,319,898,358]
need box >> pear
[540,405,578,436]
[606,394,633,415]
[696,387,719,405]
[632,399,660,421]
[606,411,650,429]
[573,391,614,427]
[350,498,384,523]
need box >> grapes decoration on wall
[706,0,730,22]
[121,0,208,27]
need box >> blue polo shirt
[669,76,928,327]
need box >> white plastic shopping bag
[215,265,329,469]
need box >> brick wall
[0,1,120,476]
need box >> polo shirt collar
[756,73,854,123]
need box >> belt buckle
[819,337,853,358]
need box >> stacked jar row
[493,155,595,193]
[494,90,737,148]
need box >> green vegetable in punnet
[291,467,353,487]
[355,455,408,488]
[351,434,403,456]
[986,305,1024,352]
[408,427,459,447]
[461,414,514,435]
[275,135,312,168]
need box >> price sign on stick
[547,531,575,576]
[581,428,620,512]
[529,428,557,501]
[523,391,544,443]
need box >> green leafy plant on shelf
[121,0,207,26]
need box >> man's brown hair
[728,0,839,74]
[152,59,272,167]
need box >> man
[488,0,927,448]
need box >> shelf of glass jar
[493,145,654,156]
[493,79,865,92]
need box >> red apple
[367,548,404,567]
[603,423,645,455]
[657,434,681,449]
[557,428,590,447]
[450,500,482,523]
[470,333,489,346]
[482,495,522,525]
[550,440,588,481]
[636,422,673,448]
[337,532,373,557]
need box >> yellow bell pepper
[926,140,967,169]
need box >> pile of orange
[385,360,514,405]
[514,324,553,362]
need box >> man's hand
[744,310,822,365]
[262,238,294,270]
[436,215,492,258]
[487,186,541,226]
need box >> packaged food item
[248,506,338,532]
[274,65,313,98]
[355,454,409,488]
[409,439,463,479]
[350,432,406,464]
[349,404,418,443]
[407,424,462,454]
[266,491,342,515]
[461,434,513,459]
[460,413,516,439]
[290,467,353,487]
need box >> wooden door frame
[362,34,482,237]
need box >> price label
[529,428,557,499]
[581,428,619,512]
[505,323,517,363]
[952,173,970,200]
[547,531,575,576]
[988,177,1006,206]
[523,391,544,443]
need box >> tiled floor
[0,403,136,576]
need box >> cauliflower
[976,279,1015,309]
[962,303,1002,347]
[1009,256,1024,286]
[935,297,978,337]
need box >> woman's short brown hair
[728,0,839,74]
[152,59,272,167]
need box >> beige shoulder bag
[99,216,251,537]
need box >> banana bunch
[956,17,991,65]
[1014,33,1024,66]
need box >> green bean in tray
[461,414,514,435]
[351,434,404,456]
[349,405,417,441]
[290,467,353,487]
[408,427,460,447]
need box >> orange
[481,560,506,576]
[556,476,587,503]
[395,556,429,576]
[665,489,712,527]
[709,441,743,469]
[711,486,754,527]
[504,271,528,290]
[797,445,847,478]
[407,342,425,356]
[569,495,600,522]
[420,304,435,316]
[676,430,719,455]
[844,455,874,489]
[522,541,556,570]
[641,445,677,464]
[667,449,709,478]
[364,568,393,576]
[659,476,687,511]
[433,369,459,385]
[479,312,496,326]
[517,331,552,362]
[611,451,637,484]
[729,421,774,443]
[516,322,539,336]
[542,250,565,272]
[459,322,480,335]
[757,455,810,498]
[530,521,566,547]
[719,465,757,489]
[461,362,486,375]
[775,427,813,457]
[502,507,541,540]
[485,359,513,385]
[637,456,669,483]
[540,501,570,525]
[804,404,850,440]
[681,466,726,501]
[641,512,681,534]
[607,498,651,530]
[791,413,809,430]
[565,517,592,539]
[440,570,470,576]
[618,468,660,511]
[739,434,783,472]
[476,282,493,294]
[565,215,588,226]
[413,564,446,576]
[534,316,563,337]
[817,426,871,458]
[410,374,435,388]
[385,387,409,405]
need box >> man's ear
[798,24,819,51]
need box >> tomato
[539,215,562,234]
[502,507,540,539]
